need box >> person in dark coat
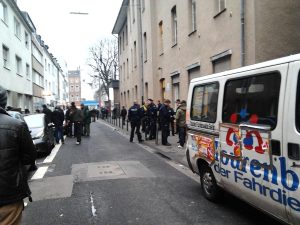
[70,102,83,145]
[146,99,157,140]
[120,106,127,125]
[159,99,172,146]
[81,104,91,136]
[65,106,73,137]
[42,104,52,124]
[128,101,144,143]
[52,106,65,144]
[0,85,36,224]
[169,106,175,136]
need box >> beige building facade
[113,0,300,108]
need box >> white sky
[17,0,122,99]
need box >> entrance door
[283,61,300,224]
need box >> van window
[222,73,281,129]
[296,72,300,132]
[191,82,219,123]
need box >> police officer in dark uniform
[128,101,144,143]
[159,99,172,146]
[146,99,157,140]
[169,106,175,136]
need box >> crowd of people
[126,98,187,148]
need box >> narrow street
[23,121,283,225]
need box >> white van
[186,54,300,224]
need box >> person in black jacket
[159,99,172,146]
[146,99,157,140]
[0,85,36,225]
[120,106,127,125]
[52,106,65,144]
[128,101,144,143]
[42,104,52,124]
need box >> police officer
[159,99,172,146]
[146,98,158,140]
[128,100,144,143]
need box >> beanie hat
[0,85,7,108]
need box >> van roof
[191,53,300,83]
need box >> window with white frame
[75,85,79,92]
[171,6,177,45]
[2,45,9,68]
[190,0,197,32]
[25,32,29,48]
[16,55,22,75]
[132,0,135,23]
[26,64,30,79]
[14,18,21,39]
[0,2,8,24]
[216,0,226,13]
[134,41,137,67]
[143,32,147,61]
[159,21,164,54]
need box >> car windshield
[24,114,45,128]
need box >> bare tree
[88,39,118,100]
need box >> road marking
[31,166,49,180]
[90,192,97,217]
[43,139,64,164]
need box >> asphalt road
[23,121,284,225]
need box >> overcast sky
[17,0,122,70]
[17,0,122,99]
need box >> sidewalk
[97,117,188,168]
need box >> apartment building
[113,0,300,108]
[68,70,81,106]
[0,0,34,111]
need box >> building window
[212,56,231,73]
[141,0,145,12]
[216,0,226,13]
[48,63,50,73]
[171,6,177,45]
[159,21,164,54]
[189,0,197,33]
[16,55,22,75]
[76,95,80,101]
[119,36,122,55]
[26,64,30,79]
[45,59,47,70]
[132,0,135,23]
[126,59,129,79]
[134,41,137,67]
[188,66,200,83]
[0,2,8,24]
[125,25,128,45]
[172,74,180,107]
[70,85,74,92]
[122,31,125,51]
[143,32,147,62]
[25,32,29,48]
[75,85,79,92]
[123,62,125,80]
[14,18,21,39]
[2,45,9,68]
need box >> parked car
[7,110,25,122]
[24,113,55,154]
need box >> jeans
[83,123,90,136]
[54,126,64,144]
[178,127,186,147]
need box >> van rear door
[219,64,288,221]
[283,61,300,224]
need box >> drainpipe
[240,0,246,67]
[138,0,144,104]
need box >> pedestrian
[146,98,157,140]
[70,102,84,145]
[140,101,147,132]
[169,106,175,136]
[52,106,65,144]
[24,109,30,114]
[65,106,73,137]
[91,108,96,122]
[0,85,36,225]
[175,99,181,135]
[81,104,91,136]
[42,104,52,124]
[157,100,162,111]
[120,106,127,125]
[176,100,187,148]
[159,99,172,146]
[128,100,144,143]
